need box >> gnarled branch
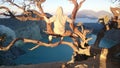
[6,0,24,11]
[0,38,23,51]
[0,0,90,51]
[0,7,45,21]
[0,6,15,17]
[0,38,78,52]
[35,0,46,14]
[70,0,86,20]
[0,0,46,21]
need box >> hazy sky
[42,0,112,14]
[0,0,118,15]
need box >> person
[43,6,73,43]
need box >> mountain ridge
[76,10,112,18]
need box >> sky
[0,0,118,15]
[42,0,112,15]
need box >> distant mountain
[96,10,112,17]
[76,10,112,18]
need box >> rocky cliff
[0,18,46,66]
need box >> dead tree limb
[70,0,86,21]
[6,0,24,11]
[0,0,90,50]
[35,0,46,14]
[0,6,15,17]
[0,0,93,65]
[0,38,23,51]
[0,0,45,21]
[0,38,79,52]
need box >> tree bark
[0,38,79,52]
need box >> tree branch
[0,6,44,21]
[7,0,24,11]
[23,38,78,52]
[70,0,86,20]
[0,38,78,52]
[45,25,92,49]
[0,6,15,17]
[0,0,91,55]
[35,0,46,15]
[0,38,23,51]
[78,0,86,9]
[15,14,44,21]
[0,0,46,21]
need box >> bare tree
[0,0,93,65]
[0,0,45,21]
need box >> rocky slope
[0,18,44,40]
[0,18,45,66]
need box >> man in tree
[43,6,74,43]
